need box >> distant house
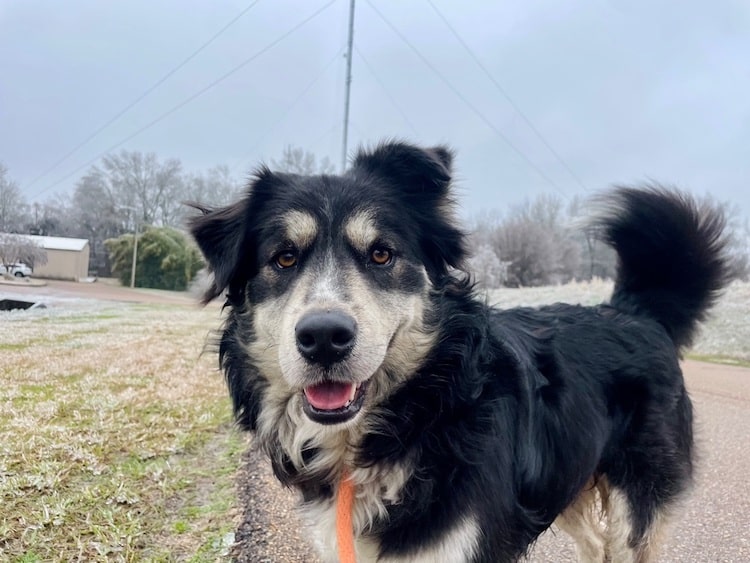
[20,234,90,281]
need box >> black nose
[295,311,357,366]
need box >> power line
[31,0,337,201]
[347,119,367,142]
[426,0,587,191]
[232,48,344,174]
[312,123,340,147]
[363,0,566,197]
[354,45,419,137]
[24,0,262,191]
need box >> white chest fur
[301,467,480,563]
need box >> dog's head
[190,142,466,428]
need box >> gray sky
[1,0,748,218]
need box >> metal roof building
[17,234,90,281]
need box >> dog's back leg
[555,478,607,563]
[555,476,672,563]
[602,388,692,563]
[603,482,673,563]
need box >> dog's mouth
[302,380,368,424]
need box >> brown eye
[274,251,297,269]
[370,247,392,266]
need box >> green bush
[105,227,204,290]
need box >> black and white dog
[189,142,728,562]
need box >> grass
[0,301,242,562]
[686,354,750,368]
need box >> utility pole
[130,215,139,289]
[341,0,356,173]
[121,206,139,289]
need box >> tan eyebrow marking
[282,210,318,249]
[344,210,379,253]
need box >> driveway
[0,278,197,306]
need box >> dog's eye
[274,251,298,269]
[370,247,392,266]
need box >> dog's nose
[295,311,357,366]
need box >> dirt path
[231,443,320,563]
[0,278,197,306]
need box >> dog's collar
[336,469,357,563]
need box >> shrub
[105,227,203,290]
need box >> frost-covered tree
[0,163,29,233]
[271,145,335,175]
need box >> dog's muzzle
[295,310,368,424]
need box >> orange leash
[336,470,357,563]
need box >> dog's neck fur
[255,384,416,560]
[255,365,417,526]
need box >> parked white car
[0,263,33,277]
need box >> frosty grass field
[1,280,747,561]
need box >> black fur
[189,142,729,562]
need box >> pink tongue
[304,381,354,411]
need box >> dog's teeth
[349,384,358,402]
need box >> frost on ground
[484,280,750,363]
[0,298,242,561]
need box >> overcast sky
[1,0,748,218]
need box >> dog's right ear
[188,199,251,303]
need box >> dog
[189,142,728,562]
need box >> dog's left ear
[187,199,253,303]
[351,142,467,277]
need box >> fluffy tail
[594,185,730,350]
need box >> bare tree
[566,195,616,280]
[493,217,549,287]
[101,150,184,226]
[178,164,242,226]
[25,196,76,237]
[731,217,750,281]
[271,145,335,175]
[467,243,508,289]
[0,163,30,233]
[0,233,47,276]
[467,212,510,289]
[717,199,750,281]
[69,169,126,276]
[182,165,241,207]
[491,194,580,287]
[575,225,616,280]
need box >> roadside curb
[0,278,47,287]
